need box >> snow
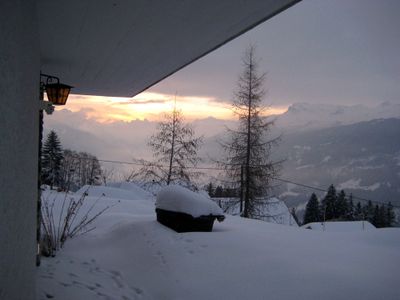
[394,153,400,166]
[295,164,314,170]
[155,185,223,217]
[279,191,300,197]
[107,181,154,200]
[293,145,311,150]
[75,184,154,202]
[302,221,376,232]
[279,182,300,198]
[337,179,381,191]
[36,186,400,300]
[322,155,331,163]
[221,197,298,227]
[261,197,299,227]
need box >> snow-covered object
[156,185,223,218]
[75,185,152,201]
[302,221,376,232]
[221,197,298,227]
[262,197,299,227]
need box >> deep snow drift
[37,184,400,300]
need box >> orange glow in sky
[57,92,288,123]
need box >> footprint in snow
[132,287,144,295]
[59,282,71,287]
[110,270,125,289]
[85,285,97,291]
[156,250,167,265]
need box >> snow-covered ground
[37,184,400,300]
[302,221,376,232]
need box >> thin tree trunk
[167,110,177,185]
[244,52,253,218]
[240,164,244,214]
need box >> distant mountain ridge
[274,101,400,132]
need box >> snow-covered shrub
[40,187,114,257]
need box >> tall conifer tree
[221,46,281,219]
[42,130,63,189]
[303,193,320,224]
[336,190,348,219]
[322,185,337,220]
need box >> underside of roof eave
[39,0,301,98]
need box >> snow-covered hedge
[156,185,223,218]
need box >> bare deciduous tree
[147,104,203,188]
[100,165,116,186]
[221,46,281,218]
[59,150,102,190]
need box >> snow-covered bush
[40,187,113,257]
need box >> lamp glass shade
[45,83,72,105]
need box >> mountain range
[44,101,400,215]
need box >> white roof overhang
[39,0,300,97]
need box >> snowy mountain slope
[37,187,400,300]
[275,118,400,212]
[201,118,400,213]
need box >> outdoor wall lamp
[40,73,73,106]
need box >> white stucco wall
[0,1,40,299]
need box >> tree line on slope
[303,184,396,228]
[205,182,238,198]
[41,130,102,191]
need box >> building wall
[0,1,40,299]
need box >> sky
[58,0,400,123]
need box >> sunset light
[56,92,287,123]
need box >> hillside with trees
[303,185,396,228]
